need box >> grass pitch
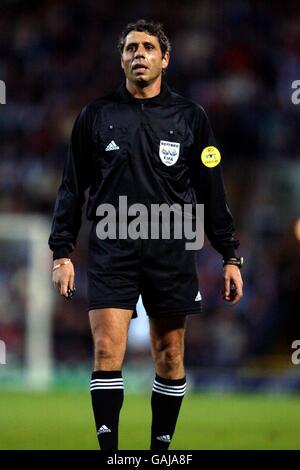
[0,391,299,449]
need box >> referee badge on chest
[159,140,180,166]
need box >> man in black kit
[49,19,244,450]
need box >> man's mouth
[132,63,148,71]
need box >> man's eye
[146,45,154,49]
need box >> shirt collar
[115,80,172,105]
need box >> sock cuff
[91,370,123,391]
[153,374,186,397]
[155,374,186,386]
[92,370,122,379]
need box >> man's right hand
[52,258,75,298]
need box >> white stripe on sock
[153,380,186,390]
[90,385,124,390]
[152,379,186,396]
[90,380,123,386]
[90,378,123,383]
[152,387,186,397]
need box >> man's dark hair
[117,19,171,57]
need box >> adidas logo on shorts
[195,291,202,301]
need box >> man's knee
[95,336,114,359]
[94,335,124,369]
[89,308,132,370]
[155,345,184,374]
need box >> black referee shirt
[49,81,239,259]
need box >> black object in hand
[222,283,237,301]
[229,283,237,301]
[67,286,76,300]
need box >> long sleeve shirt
[49,81,239,259]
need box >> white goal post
[0,214,54,388]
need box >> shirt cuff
[221,247,237,261]
[53,246,70,260]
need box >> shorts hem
[88,303,136,312]
[146,304,203,318]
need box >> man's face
[121,30,169,86]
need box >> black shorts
[87,222,202,318]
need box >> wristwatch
[223,256,244,269]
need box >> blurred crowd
[0,0,299,371]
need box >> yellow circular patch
[201,146,221,168]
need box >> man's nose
[134,45,145,58]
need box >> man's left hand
[222,265,243,305]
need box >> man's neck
[126,77,162,99]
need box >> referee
[49,19,243,450]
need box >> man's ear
[120,55,124,70]
[162,52,170,71]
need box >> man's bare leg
[149,314,187,450]
[89,308,133,450]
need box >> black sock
[90,370,124,450]
[150,374,186,450]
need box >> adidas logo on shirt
[105,140,119,151]
[156,434,171,443]
[97,424,112,435]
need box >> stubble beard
[131,69,161,88]
[134,76,148,87]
